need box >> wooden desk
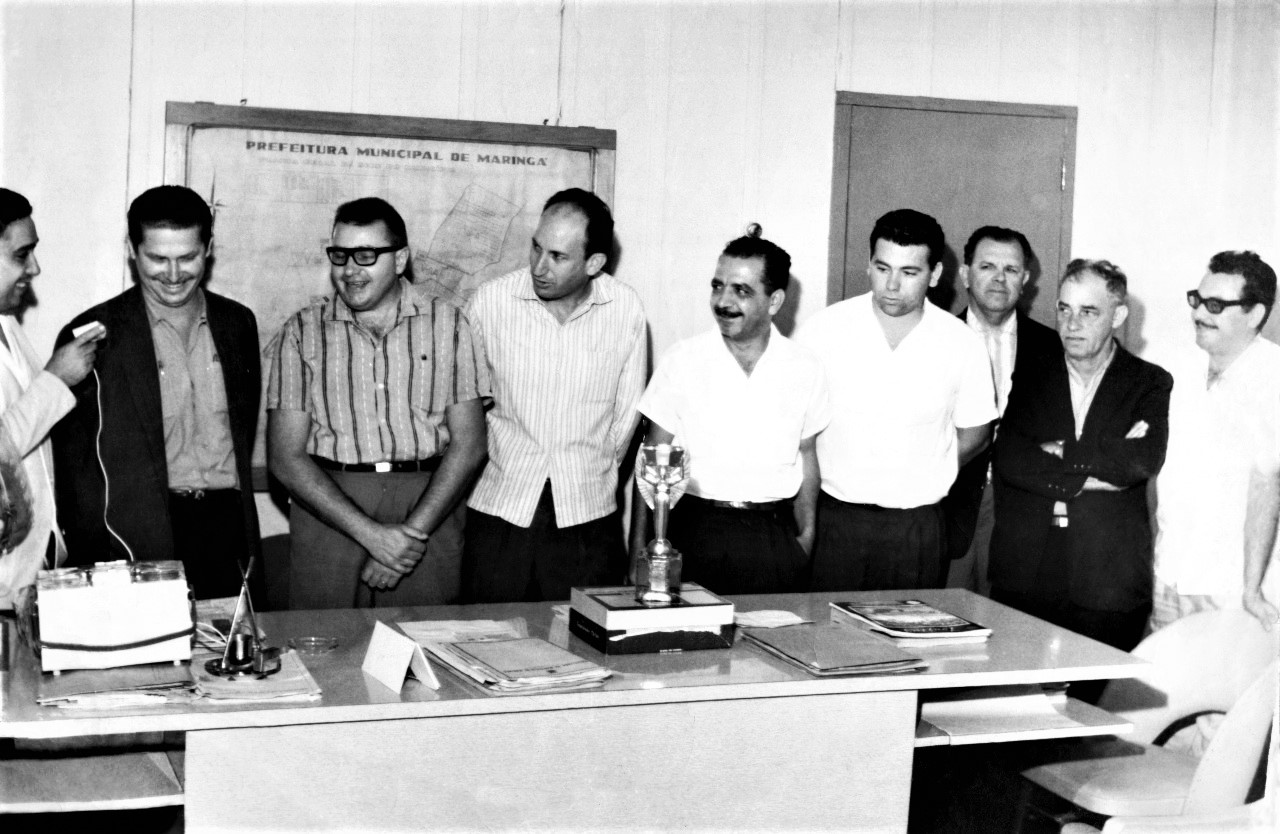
[0,590,1144,832]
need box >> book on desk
[568,584,735,654]
[830,599,991,646]
[741,623,926,676]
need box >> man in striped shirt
[268,197,490,609]
[464,189,646,603]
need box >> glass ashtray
[288,635,340,655]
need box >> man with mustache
[54,186,260,600]
[801,209,996,591]
[943,227,1060,594]
[0,188,101,609]
[268,197,489,609]
[629,232,829,593]
[1149,251,1280,630]
[991,259,1171,667]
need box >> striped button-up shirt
[466,268,646,528]
[267,279,490,464]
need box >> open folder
[741,623,927,676]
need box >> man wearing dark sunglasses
[268,197,489,609]
[1151,250,1280,631]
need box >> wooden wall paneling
[466,3,561,125]
[841,0,936,95]
[993,0,1084,107]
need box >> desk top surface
[0,589,1144,738]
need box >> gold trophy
[635,443,688,605]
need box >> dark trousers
[288,469,463,610]
[463,481,623,603]
[168,489,254,601]
[810,492,946,592]
[666,495,810,595]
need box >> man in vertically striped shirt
[268,198,490,609]
[464,189,646,603]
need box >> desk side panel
[186,690,916,832]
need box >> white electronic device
[72,321,105,339]
[31,561,194,673]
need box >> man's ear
[1111,303,1130,331]
[929,261,944,288]
[395,245,411,276]
[585,251,607,278]
[1246,302,1267,333]
[205,235,214,259]
[768,288,786,317]
[126,234,138,262]
[959,264,971,290]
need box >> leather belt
[170,488,237,500]
[705,498,789,512]
[311,455,442,474]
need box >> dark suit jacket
[989,342,1172,612]
[52,287,261,568]
[942,311,1060,560]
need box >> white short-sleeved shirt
[638,326,831,502]
[1154,337,1280,597]
[799,294,997,508]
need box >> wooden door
[828,93,1076,329]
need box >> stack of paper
[190,650,322,703]
[830,599,992,647]
[37,663,195,709]
[400,619,610,696]
[741,623,927,676]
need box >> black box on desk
[568,609,735,655]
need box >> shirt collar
[513,269,614,310]
[329,277,421,323]
[966,305,1017,339]
[143,287,207,328]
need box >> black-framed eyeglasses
[1186,290,1251,315]
[326,246,400,267]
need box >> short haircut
[963,225,1032,266]
[869,208,945,268]
[1061,258,1128,305]
[543,188,614,259]
[128,185,213,247]
[1208,250,1276,329]
[721,234,792,294]
[332,197,408,249]
[0,189,33,238]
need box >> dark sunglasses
[326,246,399,267]
[1186,290,1251,315]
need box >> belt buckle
[1052,515,1069,528]
[374,461,393,473]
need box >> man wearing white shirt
[801,209,996,592]
[943,226,1059,594]
[1150,250,1280,630]
[464,189,645,603]
[630,232,830,594]
[0,189,101,609]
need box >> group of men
[0,184,1275,655]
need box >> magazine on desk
[830,599,991,645]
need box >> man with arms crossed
[465,189,645,602]
[55,186,259,600]
[991,259,1171,657]
[943,226,1060,594]
[269,197,488,608]
[630,232,829,593]
[802,208,996,591]
[1149,251,1280,630]
[0,189,100,609]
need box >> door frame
[827,91,1077,306]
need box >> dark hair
[332,197,408,249]
[1208,250,1275,329]
[721,233,792,294]
[0,189,33,238]
[543,188,614,259]
[1061,258,1127,304]
[128,186,213,247]
[963,225,1032,266]
[869,208,945,268]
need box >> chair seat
[1022,737,1199,818]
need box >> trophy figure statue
[635,443,688,605]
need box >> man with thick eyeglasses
[54,186,261,601]
[268,197,489,609]
[990,260,1171,694]
[1150,250,1280,631]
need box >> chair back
[1183,659,1277,814]
[1097,609,1276,744]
